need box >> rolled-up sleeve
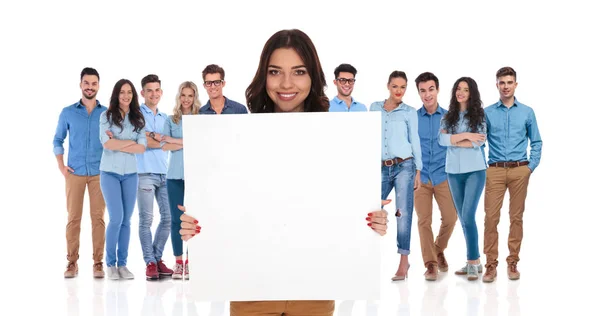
[99,112,111,144]
[53,109,68,155]
[438,118,453,147]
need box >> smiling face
[418,80,439,108]
[119,83,133,110]
[496,75,518,101]
[266,48,312,112]
[334,71,355,97]
[80,74,99,100]
[141,82,162,107]
[387,77,407,104]
[455,81,470,109]
[180,87,194,113]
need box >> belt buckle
[384,159,394,167]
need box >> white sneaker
[172,263,184,279]
[107,266,119,280]
[118,266,134,279]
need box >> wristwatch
[149,132,156,139]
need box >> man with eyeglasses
[199,64,248,114]
[329,63,367,112]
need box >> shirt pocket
[391,113,408,139]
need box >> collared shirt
[439,111,487,174]
[329,96,367,112]
[370,101,422,170]
[162,115,185,180]
[53,100,107,176]
[199,96,248,114]
[417,104,448,186]
[99,111,147,175]
[484,98,542,172]
[136,104,168,174]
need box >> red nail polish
[194,220,198,224]
[367,223,372,226]
[368,213,373,216]
[366,217,371,221]
[192,234,195,236]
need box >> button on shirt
[162,116,185,180]
[484,98,542,172]
[199,97,248,114]
[99,111,147,175]
[370,101,422,170]
[417,105,448,186]
[438,111,487,174]
[329,96,367,112]
[136,104,168,174]
[53,100,107,176]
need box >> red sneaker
[146,262,159,280]
[157,259,173,276]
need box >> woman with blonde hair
[162,81,201,279]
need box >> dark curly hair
[444,77,484,133]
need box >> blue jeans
[166,179,185,257]
[447,170,486,260]
[381,159,416,255]
[137,173,171,265]
[100,171,138,267]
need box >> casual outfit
[483,98,542,281]
[439,111,487,280]
[328,96,367,112]
[53,100,107,277]
[99,110,147,279]
[199,96,248,114]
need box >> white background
[1,0,598,315]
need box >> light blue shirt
[370,101,422,170]
[484,98,542,172]
[99,111,147,175]
[162,116,185,180]
[417,105,448,186]
[439,111,487,174]
[329,96,367,112]
[136,104,168,174]
[53,100,107,176]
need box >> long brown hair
[106,79,145,132]
[245,29,329,113]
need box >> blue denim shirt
[199,97,248,114]
[417,105,448,186]
[439,111,487,174]
[370,101,422,170]
[162,116,185,180]
[485,98,542,172]
[329,96,367,112]
[136,104,168,174]
[53,100,107,176]
[99,111,147,175]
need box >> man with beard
[328,63,367,112]
[53,67,107,278]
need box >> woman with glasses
[177,29,391,316]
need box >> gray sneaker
[118,266,134,279]
[466,264,479,281]
[107,266,119,280]
[455,263,482,275]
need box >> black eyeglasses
[336,78,356,85]
[203,80,223,87]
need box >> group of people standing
[55,28,541,316]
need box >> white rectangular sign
[182,111,382,301]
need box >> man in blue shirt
[53,67,107,279]
[413,72,457,281]
[329,63,367,112]
[482,67,543,283]
[136,74,174,280]
[199,64,248,114]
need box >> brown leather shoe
[93,262,105,278]
[482,265,497,283]
[437,252,448,272]
[424,263,438,281]
[507,263,520,280]
[64,262,78,278]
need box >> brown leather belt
[382,157,412,167]
[489,161,529,168]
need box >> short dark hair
[80,67,99,81]
[334,63,357,78]
[496,67,517,80]
[388,70,407,84]
[415,72,439,89]
[141,74,161,89]
[202,64,225,81]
